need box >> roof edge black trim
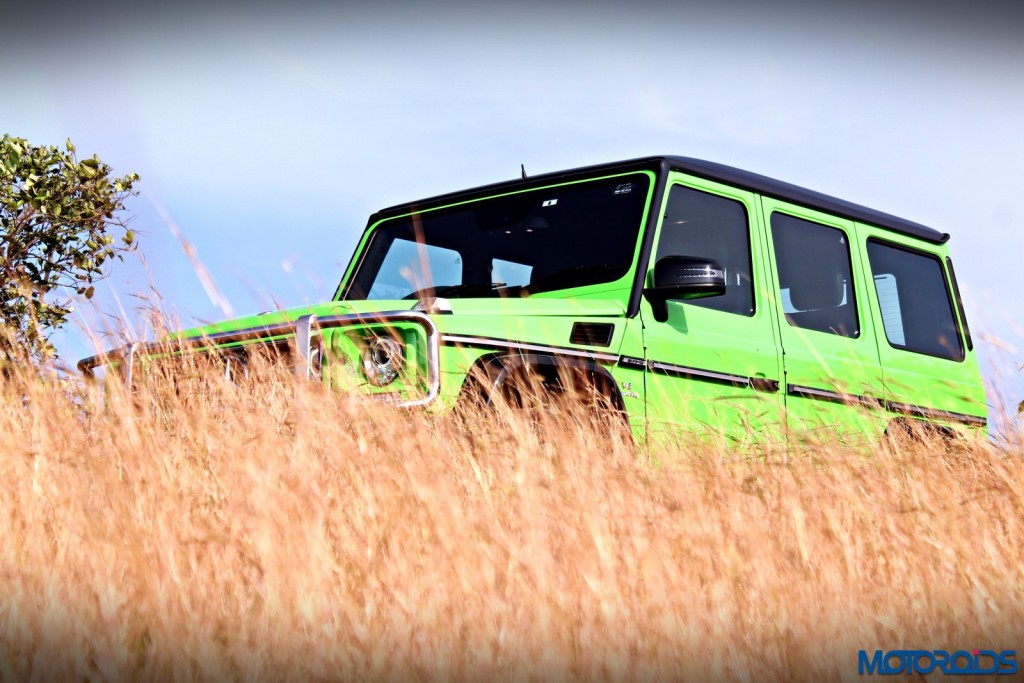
[665,157,948,245]
[367,155,948,245]
[371,158,665,222]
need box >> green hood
[177,297,626,340]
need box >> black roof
[374,156,948,245]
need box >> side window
[770,213,859,337]
[655,185,754,316]
[866,240,964,361]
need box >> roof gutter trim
[370,155,949,245]
[664,156,949,245]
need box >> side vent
[570,322,614,348]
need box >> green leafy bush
[1,135,138,361]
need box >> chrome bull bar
[77,310,441,408]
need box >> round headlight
[362,336,403,386]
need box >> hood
[175,301,358,340]
[177,297,626,339]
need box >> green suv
[81,156,987,444]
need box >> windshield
[342,173,651,301]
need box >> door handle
[750,377,780,393]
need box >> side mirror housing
[643,256,726,322]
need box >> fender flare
[458,352,626,412]
[884,417,956,441]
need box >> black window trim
[627,160,671,317]
[336,156,949,305]
[369,156,948,245]
[655,180,758,318]
[769,209,862,339]
[338,169,656,302]
[945,256,974,352]
[864,236,966,363]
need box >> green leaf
[0,134,138,361]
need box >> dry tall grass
[0,354,1021,682]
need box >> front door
[640,173,784,446]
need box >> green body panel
[347,298,633,412]
[640,173,784,446]
[759,198,889,443]
[165,162,985,445]
[852,223,986,434]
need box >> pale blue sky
[4,1,1022,425]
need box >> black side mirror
[643,255,726,322]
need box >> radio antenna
[521,163,527,179]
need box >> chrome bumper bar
[77,310,441,408]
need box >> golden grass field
[1,354,1022,682]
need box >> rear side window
[866,240,964,361]
[656,185,754,316]
[770,213,859,337]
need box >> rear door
[854,227,987,430]
[759,199,888,442]
[640,172,784,445]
